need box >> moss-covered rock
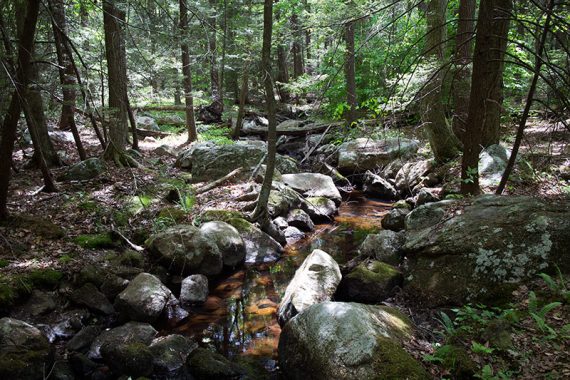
[337,260,403,303]
[157,207,187,223]
[100,342,153,377]
[187,347,243,379]
[1,215,65,239]
[200,209,244,223]
[278,302,427,380]
[27,269,63,288]
[57,157,105,181]
[0,318,54,380]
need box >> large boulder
[146,225,223,275]
[57,157,105,181]
[337,138,419,173]
[479,144,511,187]
[226,218,283,264]
[176,141,298,182]
[278,302,427,380]
[114,273,173,322]
[69,283,115,315]
[100,342,154,378]
[286,209,314,231]
[337,260,403,303]
[362,171,399,199]
[88,322,157,360]
[187,347,243,379]
[199,221,246,267]
[0,318,54,380]
[268,183,304,217]
[381,208,410,231]
[281,173,342,204]
[277,249,341,326]
[403,195,570,306]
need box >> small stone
[180,275,209,304]
[286,209,314,231]
[69,283,115,315]
[67,325,103,353]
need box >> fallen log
[135,128,173,139]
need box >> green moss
[74,233,116,249]
[27,269,63,288]
[113,211,130,227]
[114,250,144,267]
[227,217,255,233]
[158,207,187,222]
[433,344,476,378]
[347,261,401,283]
[58,255,74,264]
[201,210,245,224]
[0,282,15,308]
[78,200,99,212]
[0,259,9,268]
[375,336,429,379]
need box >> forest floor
[0,107,569,379]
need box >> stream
[168,193,393,375]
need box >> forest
[0,0,569,379]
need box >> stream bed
[167,193,392,375]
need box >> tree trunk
[461,0,513,195]
[421,0,461,162]
[49,0,86,160]
[220,0,228,108]
[480,0,512,147]
[276,6,290,102]
[251,0,277,224]
[233,65,249,139]
[180,0,198,143]
[208,0,223,114]
[451,0,476,141]
[102,0,130,163]
[0,0,41,220]
[344,20,357,126]
[291,13,304,78]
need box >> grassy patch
[74,232,116,249]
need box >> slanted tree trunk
[451,0,476,141]
[251,0,277,224]
[461,0,513,195]
[180,0,198,143]
[421,0,461,162]
[344,20,357,126]
[49,0,86,160]
[233,64,249,139]
[0,0,41,220]
[102,0,130,164]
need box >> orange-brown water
[169,192,391,374]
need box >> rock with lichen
[402,195,570,306]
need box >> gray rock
[395,159,433,193]
[273,216,289,230]
[227,218,283,264]
[88,322,157,360]
[415,187,442,207]
[358,230,404,265]
[0,318,54,380]
[57,157,105,181]
[67,325,102,353]
[200,221,246,267]
[381,158,405,179]
[281,173,342,204]
[150,334,197,378]
[284,226,305,243]
[337,138,419,173]
[176,141,298,182]
[381,208,410,231]
[268,183,304,217]
[136,115,160,131]
[70,283,115,315]
[286,209,314,231]
[146,225,223,275]
[278,249,341,326]
[187,347,243,380]
[338,260,403,303]
[301,196,338,222]
[479,144,511,187]
[100,275,129,300]
[362,171,399,199]
[18,290,56,316]
[278,302,427,380]
[180,274,209,304]
[114,273,173,322]
[403,195,570,306]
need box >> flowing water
[168,193,392,375]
